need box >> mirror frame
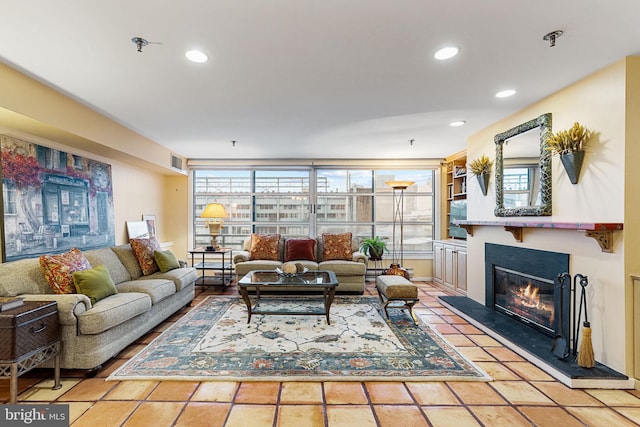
[494,112,552,216]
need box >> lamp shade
[200,203,229,219]
[385,180,415,190]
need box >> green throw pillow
[72,264,117,304]
[154,250,180,273]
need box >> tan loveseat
[233,235,367,294]
[0,244,196,370]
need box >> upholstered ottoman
[375,275,419,325]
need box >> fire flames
[518,282,545,311]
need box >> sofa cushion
[146,267,197,292]
[285,238,316,262]
[111,244,144,279]
[235,260,284,278]
[321,232,353,261]
[319,260,367,275]
[39,248,91,294]
[154,250,180,272]
[0,257,49,296]
[130,238,161,275]
[249,234,281,261]
[77,292,152,335]
[84,247,132,285]
[72,264,118,304]
[116,279,176,304]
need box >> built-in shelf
[453,221,623,253]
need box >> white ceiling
[1,0,639,161]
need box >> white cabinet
[433,240,467,294]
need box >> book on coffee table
[0,297,25,312]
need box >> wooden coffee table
[237,270,338,324]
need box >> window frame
[192,166,436,257]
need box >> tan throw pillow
[322,232,353,261]
[130,237,161,275]
[285,238,316,262]
[40,247,91,294]
[249,233,280,261]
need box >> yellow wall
[624,57,640,378]
[0,63,189,260]
[466,57,639,375]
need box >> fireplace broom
[576,275,595,368]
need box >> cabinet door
[455,247,467,292]
[433,242,444,284]
[444,245,456,289]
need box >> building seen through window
[193,168,434,255]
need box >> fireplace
[485,244,570,339]
[494,267,555,335]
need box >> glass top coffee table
[237,270,338,324]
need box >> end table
[0,301,61,403]
[189,247,233,286]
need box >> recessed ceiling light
[434,46,459,60]
[449,121,466,127]
[495,89,516,98]
[185,49,208,63]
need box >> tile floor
[2,281,640,426]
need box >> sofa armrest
[21,293,91,326]
[352,251,368,264]
[234,250,250,264]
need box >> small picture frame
[126,221,149,240]
[142,215,157,238]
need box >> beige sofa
[0,244,196,370]
[233,236,367,294]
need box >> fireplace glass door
[494,267,555,335]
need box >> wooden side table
[0,301,61,403]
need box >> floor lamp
[385,180,414,279]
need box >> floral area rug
[108,296,490,382]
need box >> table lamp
[200,203,229,250]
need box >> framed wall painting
[1,135,116,262]
[142,214,157,239]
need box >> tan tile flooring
[2,281,640,426]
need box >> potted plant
[468,154,493,196]
[359,236,388,260]
[545,122,593,184]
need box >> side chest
[0,301,59,361]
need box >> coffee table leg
[239,287,253,323]
[324,287,336,325]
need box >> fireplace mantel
[453,221,623,253]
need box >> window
[193,168,435,255]
[503,166,540,207]
[2,179,17,214]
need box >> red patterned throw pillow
[40,247,91,294]
[322,232,353,261]
[249,234,280,261]
[130,237,161,275]
[285,238,316,262]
